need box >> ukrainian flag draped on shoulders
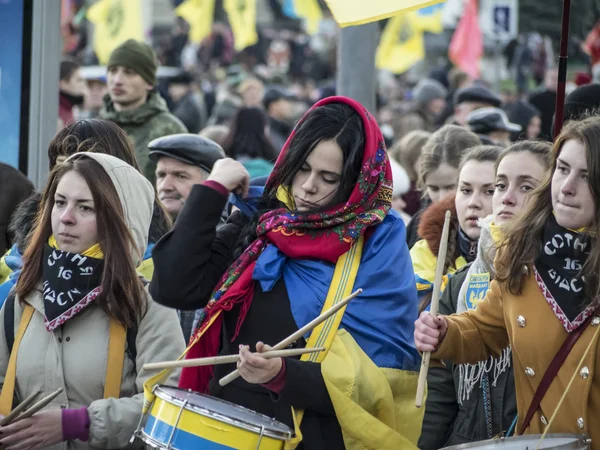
[144,96,423,448]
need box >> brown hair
[48,119,139,170]
[17,157,147,327]
[418,125,481,192]
[458,145,503,172]
[496,117,600,303]
[47,118,173,239]
[388,130,431,181]
[494,140,553,174]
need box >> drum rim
[153,385,293,441]
[441,434,591,450]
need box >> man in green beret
[100,39,187,183]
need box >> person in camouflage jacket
[100,39,187,183]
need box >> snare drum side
[140,394,286,450]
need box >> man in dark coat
[168,72,207,134]
[529,67,558,140]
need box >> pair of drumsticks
[144,289,363,383]
[0,388,63,426]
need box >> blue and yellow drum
[137,385,293,449]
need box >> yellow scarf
[48,235,104,259]
[276,185,296,209]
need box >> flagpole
[337,23,379,113]
[553,0,571,140]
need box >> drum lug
[255,426,265,450]
[167,400,188,449]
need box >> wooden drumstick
[0,392,39,426]
[219,288,362,387]
[11,388,63,423]
[416,210,452,408]
[143,347,326,371]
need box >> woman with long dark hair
[0,153,184,449]
[415,116,600,446]
[222,107,279,178]
[150,97,422,449]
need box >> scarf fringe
[457,346,512,405]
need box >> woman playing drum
[150,96,422,449]
[415,116,600,447]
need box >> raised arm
[150,159,250,310]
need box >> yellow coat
[434,273,600,447]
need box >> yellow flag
[294,0,323,35]
[176,0,216,44]
[86,0,144,64]
[376,6,443,74]
[325,0,445,27]
[224,0,258,51]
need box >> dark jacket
[528,89,556,141]
[100,91,188,183]
[172,92,207,134]
[150,184,344,450]
[0,164,34,256]
[406,198,432,249]
[268,116,293,152]
[418,265,517,450]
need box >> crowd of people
[3,21,600,449]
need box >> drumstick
[11,388,63,423]
[0,392,39,426]
[416,210,451,408]
[143,347,326,371]
[219,288,363,387]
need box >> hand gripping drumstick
[1,388,63,426]
[416,211,451,408]
[219,289,362,387]
[143,347,326,371]
[0,392,39,426]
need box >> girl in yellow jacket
[415,116,600,447]
[411,145,501,311]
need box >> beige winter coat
[0,153,186,449]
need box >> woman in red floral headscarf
[150,97,422,449]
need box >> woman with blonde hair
[388,130,431,216]
[405,125,481,248]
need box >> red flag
[449,0,483,79]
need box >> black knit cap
[563,84,600,122]
[108,39,158,86]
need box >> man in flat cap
[466,107,521,147]
[101,39,187,184]
[149,134,225,219]
[453,85,503,127]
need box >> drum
[442,434,591,450]
[136,385,293,449]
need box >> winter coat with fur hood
[410,195,471,309]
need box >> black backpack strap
[125,276,149,369]
[4,290,16,354]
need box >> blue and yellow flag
[376,5,443,74]
[176,0,216,44]
[283,0,323,35]
[325,0,445,27]
[224,0,258,51]
[86,0,144,64]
